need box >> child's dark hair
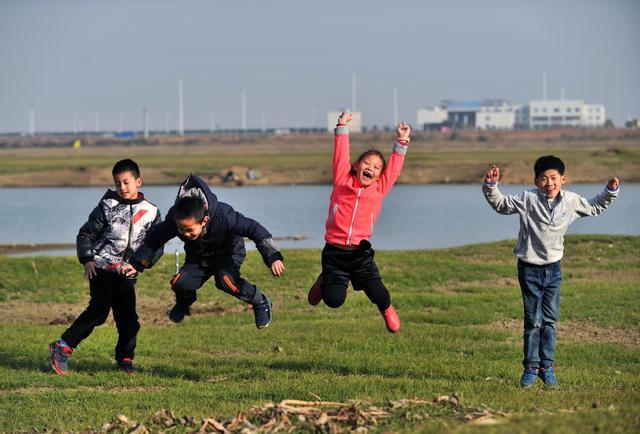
[534,155,565,178]
[112,159,140,178]
[174,196,207,223]
[351,149,386,175]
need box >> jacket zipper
[369,213,374,235]
[328,204,339,225]
[346,188,362,246]
[124,203,134,261]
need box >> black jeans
[61,269,139,361]
[170,257,263,307]
[320,241,391,311]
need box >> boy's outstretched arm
[573,177,620,217]
[379,121,410,195]
[123,210,177,276]
[333,112,353,186]
[225,206,285,277]
[481,165,525,215]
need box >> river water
[0,184,637,255]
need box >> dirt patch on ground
[433,277,519,294]
[478,318,640,347]
[0,297,248,326]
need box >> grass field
[1,129,639,187]
[0,235,639,432]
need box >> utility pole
[351,73,357,112]
[143,108,149,139]
[29,107,35,136]
[178,77,184,136]
[241,89,247,131]
[393,87,398,126]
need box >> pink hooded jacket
[324,124,408,247]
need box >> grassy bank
[1,129,639,186]
[0,235,639,432]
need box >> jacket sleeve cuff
[79,256,94,265]
[393,141,408,154]
[334,125,349,135]
[265,251,284,267]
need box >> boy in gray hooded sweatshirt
[482,155,619,388]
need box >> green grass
[0,235,639,432]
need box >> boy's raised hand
[270,260,285,277]
[338,112,352,125]
[608,177,620,191]
[485,165,500,184]
[396,122,411,142]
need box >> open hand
[83,261,97,280]
[396,122,411,141]
[119,262,138,278]
[608,177,620,191]
[485,165,500,183]
[338,112,352,125]
[270,260,285,277]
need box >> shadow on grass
[266,359,427,380]
[0,349,209,381]
[0,349,114,375]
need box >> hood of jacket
[175,174,219,219]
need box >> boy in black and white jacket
[49,159,162,376]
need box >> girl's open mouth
[363,171,373,179]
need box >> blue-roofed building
[418,99,519,130]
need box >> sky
[0,0,638,133]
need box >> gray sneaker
[49,340,73,376]
[253,294,272,329]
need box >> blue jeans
[517,259,562,369]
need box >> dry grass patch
[478,318,640,347]
[0,298,248,326]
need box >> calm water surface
[1,184,637,255]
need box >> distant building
[529,100,605,129]
[416,107,448,131]
[327,111,362,132]
[475,102,517,130]
[417,98,606,131]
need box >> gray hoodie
[482,183,618,265]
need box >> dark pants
[517,259,562,369]
[320,241,391,311]
[171,257,263,307]
[61,269,139,361]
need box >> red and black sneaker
[49,340,73,376]
[307,274,323,306]
[381,305,401,333]
[116,358,136,376]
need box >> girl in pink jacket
[307,112,410,333]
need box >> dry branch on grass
[75,395,510,433]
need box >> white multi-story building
[475,102,517,130]
[327,111,362,132]
[416,107,448,131]
[529,100,605,129]
[417,98,606,131]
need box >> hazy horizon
[1,0,638,133]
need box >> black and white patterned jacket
[76,190,163,272]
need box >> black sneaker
[49,340,73,376]
[116,358,136,376]
[253,294,272,329]
[168,303,191,323]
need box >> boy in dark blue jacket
[122,174,285,328]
